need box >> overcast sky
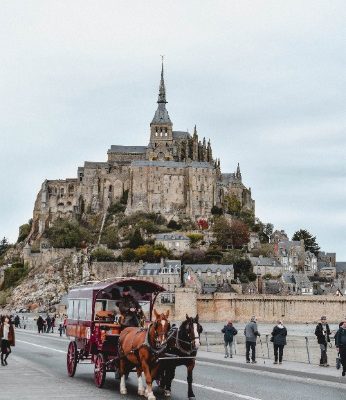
[0,1,345,259]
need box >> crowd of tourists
[221,315,346,377]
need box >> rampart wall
[169,290,346,323]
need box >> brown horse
[119,309,170,400]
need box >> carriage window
[68,300,74,319]
[73,300,79,320]
[79,299,86,320]
[86,299,92,320]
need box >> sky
[0,1,345,259]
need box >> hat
[321,315,327,320]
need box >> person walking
[45,315,51,333]
[244,316,260,364]
[0,316,15,366]
[335,320,346,377]
[221,320,238,358]
[51,316,55,333]
[37,315,44,334]
[315,315,331,367]
[271,320,287,364]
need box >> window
[68,300,74,319]
[86,299,92,320]
[79,299,86,320]
[73,300,79,320]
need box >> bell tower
[149,60,174,160]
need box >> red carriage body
[65,278,165,387]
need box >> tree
[229,219,250,249]
[233,259,252,279]
[128,228,144,249]
[211,206,223,216]
[212,216,232,249]
[292,229,320,256]
[197,219,209,230]
[167,220,182,230]
[225,194,241,215]
[101,226,119,249]
[18,220,32,243]
[46,219,91,248]
[90,248,116,262]
[0,237,9,256]
[186,233,203,248]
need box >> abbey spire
[151,60,172,126]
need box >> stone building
[137,259,181,303]
[29,63,254,241]
[154,233,190,254]
[249,256,284,277]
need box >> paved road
[2,330,346,400]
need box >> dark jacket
[117,294,141,327]
[315,323,331,345]
[335,327,346,348]
[37,316,44,329]
[222,324,238,342]
[271,325,287,346]
[0,323,15,346]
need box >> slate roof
[249,257,283,268]
[172,131,191,140]
[185,264,233,272]
[131,160,213,168]
[336,262,346,273]
[84,161,109,168]
[108,145,147,154]
[155,233,189,241]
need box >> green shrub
[186,233,203,247]
[2,262,28,289]
[18,220,32,243]
[90,248,116,262]
[167,220,182,230]
[101,226,119,249]
[128,229,144,249]
[108,202,126,214]
[46,219,91,248]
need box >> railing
[201,331,335,365]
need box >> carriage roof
[67,278,165,300]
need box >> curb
[197,356,346,385]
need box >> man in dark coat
[37,315,44,334]
[117,287,142,328]
[335,320,346,376]
[222,320,238,358]
[271,320,287,364]
[315,315,331,367]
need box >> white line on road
[174,379,262,400]
[17,340,66,353]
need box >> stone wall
[90,261,140,280]
[173,290,346,323]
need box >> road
[2,330,346,400]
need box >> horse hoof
[138,389,145,396]
[120,389,127,395]
[164,390,171,397]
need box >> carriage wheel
[94,353,106,388]
[67,341,78,377]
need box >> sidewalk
[197,350,346,384]
[16,328,346,384]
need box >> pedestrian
[244,316,260,364]
[0,316,15,366]
[37,315,44,334]
[63,316,67,334]
[221,320,238,358]
[51,316,55,333]
[315,315,331,367]
[58,323,64,337]
[271,320,287,365]
[14,315,20,328]
[335,320,346,376]
[46,315,51,333]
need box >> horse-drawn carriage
[65,278,202,399]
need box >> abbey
[30,64,254,239]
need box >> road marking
[17,340,66,353]
[174,379,262,400]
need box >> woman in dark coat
[335,320,346,376]
[271,320,287,364]
[0,316,15,366]
[37,315,44,334]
